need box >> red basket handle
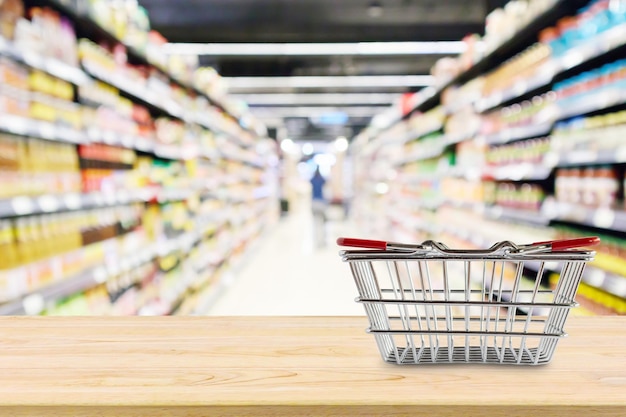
[532,236,600,251]
[337,237,424,252]
[337,237,388,250]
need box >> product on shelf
[123,1,151,54]
[481,92,556,135]
[482,42,552,97]
[400,133,448,163]
[78,144,136,193]
[570,280,626,315]
[387,190,438,242]
[0,0,24,40]
[78,39,156,101]
[435,205,555,246]
[78,78,158,142]
[110,261,160,315]
[399,152,454,179]
[78,38,116,73]
[154,118,186,145]
[484,181,545,211]
[455,140,486,170]
[45,284,112,316]
[44,260,159,316]
[0,204,145,304]
[444,105,482,138]
[0,54,81,127]
[429,0,560,87]
[138,265,185,316]
[12,6,78,66]
[430,34,483,86]
[400,179,441,205]
[76,36,235,135]
[0,57,29,90]
[152,157,194,190]
[0,59,29,117]
[394,156,449,208]
[540,0,626,59]
[440,178,484,205]
[483,0,559,53]
[85,0,150,53]
[406,106,445,138]
[555,166,621,208]
[79,81,121,109]
[442,77,484,112]
[551,109,626,154]
[478,0,626,102]
[145,30,168,70]
[430,57,461,87]
[168,53,199,88]
[0,134,81,198]
[552,226,626,315]
[29,69,81,126]
[195,66,228,100]
[0,86,30,118]
[553,59,626,106]
[486,137,550,166]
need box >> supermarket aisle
[208,200,364,316]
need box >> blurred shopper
[310,165,327,247]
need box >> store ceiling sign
[312,111,349,126]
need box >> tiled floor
[208,201,364,316]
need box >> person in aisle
[310,165,327,248]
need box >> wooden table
[0,316,624,416]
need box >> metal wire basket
[338,236,598,365]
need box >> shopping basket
[338,236,599,365]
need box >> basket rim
[339,249,595,262]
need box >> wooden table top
[0,316,624,417]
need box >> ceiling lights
[225,75,433,91]
[302,143,315,155]
[162,41,466,56]
[334,136,349,152]
[280,138,296,153]
[249,106,384,119]
[231,93,399,106]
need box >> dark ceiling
[139,0,509,141]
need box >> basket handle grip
[337,237,424,252]
[337,237,388,250]
[532,236,600,251]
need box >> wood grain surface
[0,316,624,417]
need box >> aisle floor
[208,202,364,316]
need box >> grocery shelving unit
[352,0,626,316]
[0,0,280,315]
[35,0,249,124]
[393,0,591,118]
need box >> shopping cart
[337,236,599,365]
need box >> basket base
[384,345,552,365]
